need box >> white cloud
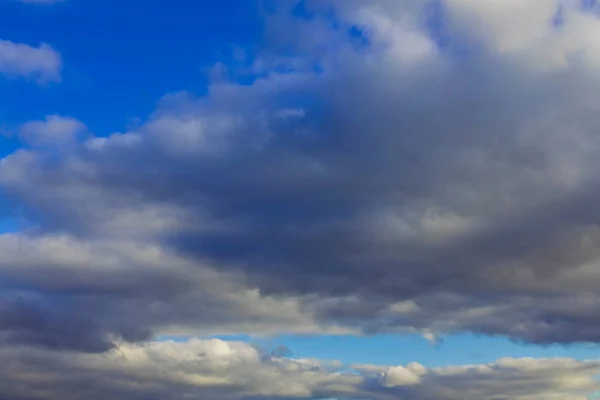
[0,40,62,83]
[442,0,600,71]
[380,363,425,386]
[443,0,558,53]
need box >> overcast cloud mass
[3,0,600,399]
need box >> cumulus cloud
[0,338,598,400]
[3,2,600,398]
[1,0,600,345]
[0,40,61,83]
[4,0,600,345]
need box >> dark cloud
[4,1,600,399]
[0,234,331,353]
[2,0,600,358]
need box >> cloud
[4,0,600,398]
[0,233,348,352]
[0,338,598,400]
[19,115,87,147]
[1,0,600,367]
[2,0,600,347]
[0,40,62,83]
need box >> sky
[3,0,600,399]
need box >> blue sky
[0,0,261,134]
[163,333,600,367]
[0,217,17,233]
[3,1,600,399]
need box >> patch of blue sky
[0,132,20,158]
[156,332,600,367]
[0,216,19,234]
[0,0,263,136]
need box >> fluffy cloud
[0,40,61,83]
[0,338,598,400]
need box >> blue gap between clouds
[156,333,600,367]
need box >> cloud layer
[3,0,600,398]
[1,338,598,400]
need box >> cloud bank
[3,0,600,398]
[1,338,599,400]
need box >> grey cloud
[0,295,116,353]
[3,0,600,349]
[0,234,333,352]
